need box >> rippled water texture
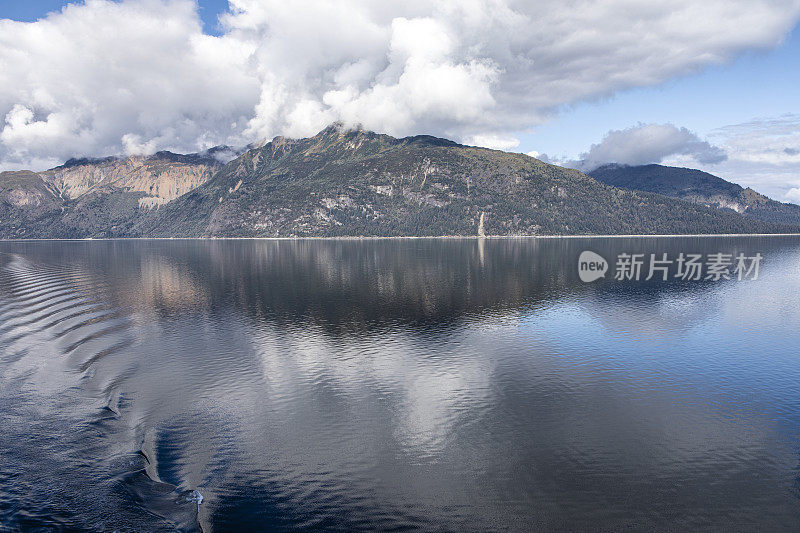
[1,237,800,531]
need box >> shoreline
[1,233,800,242]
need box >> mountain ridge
[0,127,796,238]
[134,126,792,237]
[589,163,800,227]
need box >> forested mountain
[589,164,800,227]
[0,126,794,238]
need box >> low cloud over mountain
[530,115,800,204]
[576,124,727,171]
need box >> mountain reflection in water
[1,237,799,531]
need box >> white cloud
[575,123,727,170]
[1,0,800,169]
[121,133,158,156]
[465,133,520,151]
[559,117,800,202]
[785,188,800,205]
[0,0,260,168]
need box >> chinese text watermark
[579,251,762,283]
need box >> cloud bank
[1,0,800,169]
[576,124,728,170]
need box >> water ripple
[1,238,799,531]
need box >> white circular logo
[578,251,608,282]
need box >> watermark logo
[578,251,609,282]
[579,251,763,282]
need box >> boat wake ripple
[0,253,203,531]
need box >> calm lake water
[1,237,799,531]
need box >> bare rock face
[0,171,58,209]
[40,153,221,204]
[7,188,42,207]
[0,151,226,237]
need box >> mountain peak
[318,121,365,137]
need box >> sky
[0,0,799,203]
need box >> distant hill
[589,164,800,228]
[0,126,794,238]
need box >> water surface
[1,237,799,531]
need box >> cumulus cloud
[785,188,800,204]
[0,0,259,169]
[576,123,727,170]
[1,0,800,169]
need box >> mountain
[0,151,224,238]
[0,126,795,238]
[0,171,63,238]
[589,164,800,227]
[42,150,223,206]
[134,125,791,237]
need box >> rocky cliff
[41,151,222,208]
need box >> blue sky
[1,1,798,201]
[520,26,800,159]
[1,0,230,33]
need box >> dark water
[1,237,799,531]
